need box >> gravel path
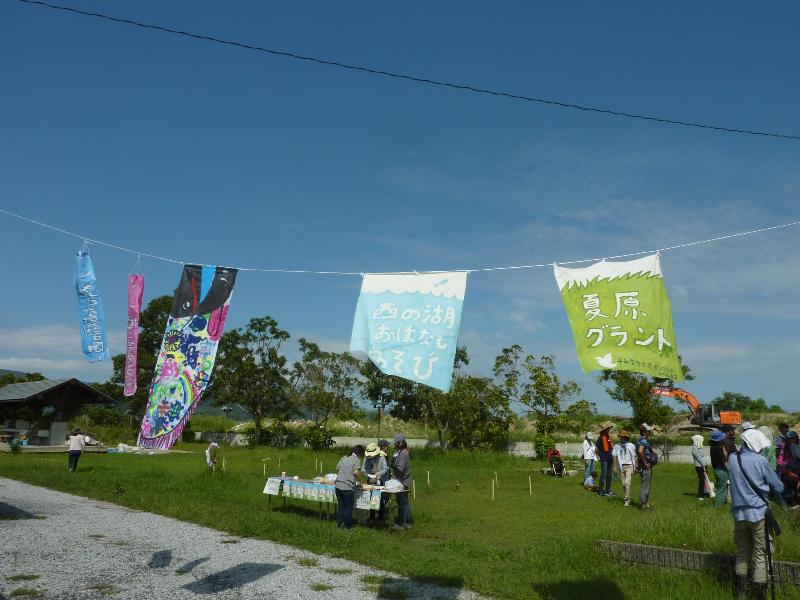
[0,477,484,600]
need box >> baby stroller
[546,448,565,477]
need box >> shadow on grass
[534,577,625,600]
[0,501,35,519]
[182,562,283,594]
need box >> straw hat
[364,442,380,457]
[618,430,630,438]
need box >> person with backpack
[595,425,614,497]
[710,428,731,509]
[637,423,657,511]
[728,428,784,599]
[612,430,637,507]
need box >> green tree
[389,347,470,452]
[107,295,173,415]
[493,345,580,436]
[0,372,45,386]
[291,339,360,427]
[447,375,514,451]
[712,391,780,418]
[563,399,598,432]
[211,316,292,447]
[596,358,693,427]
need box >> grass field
[2,446,799,599]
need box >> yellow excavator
[650,386,743,430]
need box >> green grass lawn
[2,445,798,600]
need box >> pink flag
[124,274,144,397]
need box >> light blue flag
[350,272,467,392]
[74,250,109,363]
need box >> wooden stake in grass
[491,478,495,501]
[427,470,430,487]
[412,479,416,499]
[494,471,499,488]
[222,458,226,472]
[263,463,266,477]
[528,474,532,496]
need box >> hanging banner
[74,250,110,363]
[123,274,144,397]
[350,272,467,392]
[554,254,682,380]
[138,264,237,449]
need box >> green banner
[554,254,682,380]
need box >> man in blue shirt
[728,429,784,599]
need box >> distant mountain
[0,369,27,377]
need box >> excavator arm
[650,385,701,412]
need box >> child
[205,442,219,472]
[67,428,86,472]
[583,471,598,492]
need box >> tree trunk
[437,428,447,452]
[253,413,262,447]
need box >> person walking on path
[637,423,656,510]
[710,428,731,509]
[595,426,614,497]
[390,434,413,531]
[612,430,637,507]
[582,431,597,484]
[335,445,365,529]
[728,428,783,599]
[67,428,86,473]
[691,434,709,501]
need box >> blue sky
[2,1,799,415]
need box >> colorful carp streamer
[123,274,144,397]
[137,264,237,449]
[74,250,110,363]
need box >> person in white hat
[728,428,784,598]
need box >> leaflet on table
[263,477,282,496]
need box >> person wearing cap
[728,428,784,598]
[390,434,413,531]
[335,445,365,529]
[612,430,637,506]
[582,432,597,485]
[636,424,655,510]
[710,428,731,509]
[691,434,710,501]
[595,425,614,497]
[363,441,389,524]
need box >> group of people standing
[582,423,657,509]
[334,433,412,532]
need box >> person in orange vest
[594,425,614,497]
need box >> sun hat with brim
[741,421,755,431]
[377,439,390,447]
[619,430,630,438]
[393,434,406,443]
[710,429,726,443]
[639,423,654,432]
[364,443,380,457]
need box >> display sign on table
[263,477,282,496]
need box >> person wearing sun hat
[612,430,637,506]
[728,428,784,598]
[363,442,389,524]
[582,431,597,485]
[595,424,614,497]
[636,423,656,510]
[390,434,413,531]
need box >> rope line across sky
[12,0,800,141]
[1,207,798,276]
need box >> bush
[533,433,556,458]
[303,424,335,450]
[81,406,126,427]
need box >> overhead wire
[11,0,800,141]
[2,207,798,275]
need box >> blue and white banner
[74,250,109,363]
[350,272,467,392]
